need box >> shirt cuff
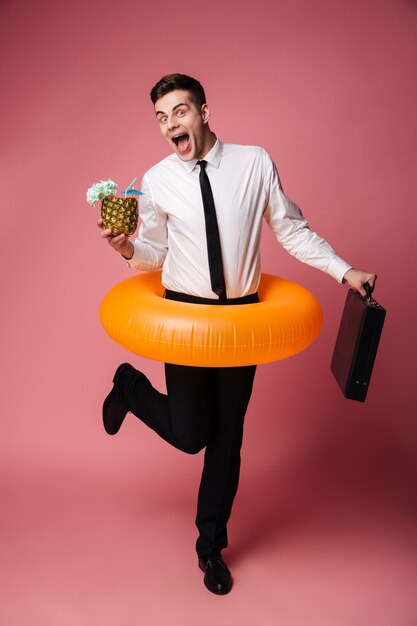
[326,256,352,283]
[121,240,164,272]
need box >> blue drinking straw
[124,177,138,197]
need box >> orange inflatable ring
[99,271,323,367]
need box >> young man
[98,74,376,595]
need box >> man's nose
[167,116,179,131]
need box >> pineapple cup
[101,195,138,236]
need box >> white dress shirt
[127,138,351,298]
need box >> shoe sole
[102,363,134,435]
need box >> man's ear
[201,103,211,125]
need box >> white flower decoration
[86,179,118,205]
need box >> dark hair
[150,74,206,108]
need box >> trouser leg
[195,364,257,557]
[121,363,213,454]
[119,360,256,557]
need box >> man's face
[154,89,212,161]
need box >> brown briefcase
[331,284,386,402]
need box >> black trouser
[121,290,258,557]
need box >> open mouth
[172,133,190,153]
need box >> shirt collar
[179,136,223,173]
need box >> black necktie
[197,160,227,300]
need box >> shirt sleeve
[125,172,168,271]
[262,150,352,283]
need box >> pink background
[1,0,417,623]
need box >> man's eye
[160,116,168,124]
[177,110,185,117]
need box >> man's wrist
[342,268,352,284]
[121,241,134,260]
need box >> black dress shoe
[198,553,233,595]
[102,363,135,435]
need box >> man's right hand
[97,217,134,260]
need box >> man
[98,74,376,595]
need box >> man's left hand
[342,268,377,296]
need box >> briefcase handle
[363,281,382,308]
[364,282,373,298]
